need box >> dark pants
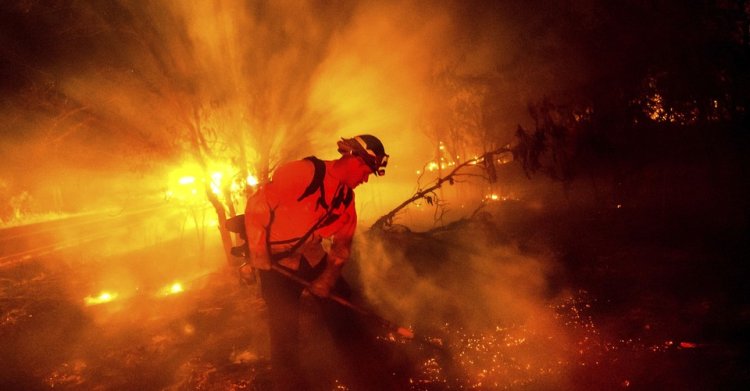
[259,257,394,390]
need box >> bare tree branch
[369,144,513,232]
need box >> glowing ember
[333,379,351,390]
[679,341,698,349]
[45,360,87,388]
[246,174,259,187]
[401,290,710,389]
[397,327,415,339]
[84,291,118,306]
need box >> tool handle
[270,264,443,349]
[270,265,406,330]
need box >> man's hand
[308,260,343,298]
[308,277,333,298]
[238,263,256,285]
[251,252,272,270]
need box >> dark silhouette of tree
[504,0,749,213]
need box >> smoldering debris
[346,201,749,389]
[1,199,748,389]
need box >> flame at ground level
[84,291,118,306]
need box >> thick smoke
[0,1,602,388]
[353,211,574,359]
[1,0,588,223]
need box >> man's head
[337,135,388,175]
[335,134,389,188]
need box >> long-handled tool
[223,215,443,350]
[270,264,444,350]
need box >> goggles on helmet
[337,135,389,176]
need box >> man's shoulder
[275,159,314,176]
[270,158,320,192]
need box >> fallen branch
[370,145,513,232]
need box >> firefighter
[243,135,389,390]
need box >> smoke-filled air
[1,0,748,390]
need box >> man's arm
[244,190,273,270]
[309,200,357,297]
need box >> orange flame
[84,291,118,306]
